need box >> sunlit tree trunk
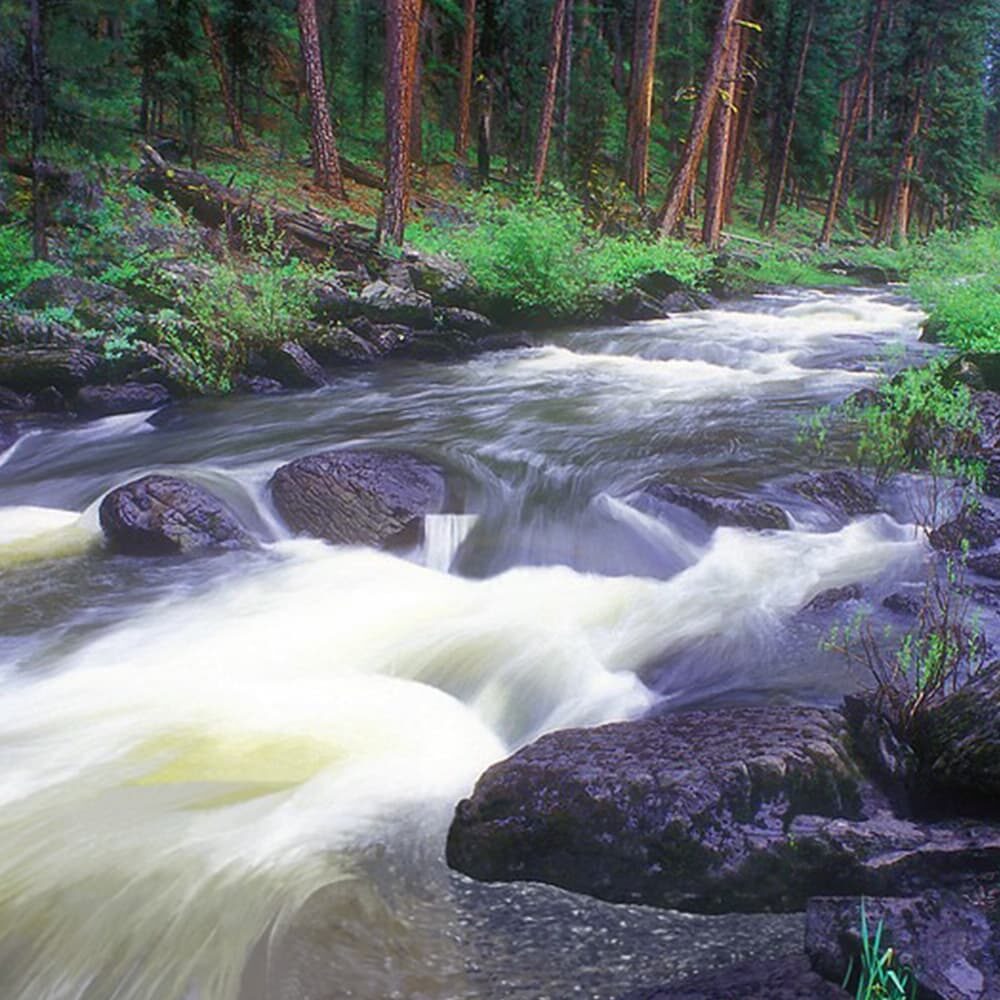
[297,0,346,197]
[199,4,246,150]
[533,0,569,194]
[625,0,662,201]
[454,0,476,157]
[379,0,424,244]
[818,0,891,247]
[656,0,742,236]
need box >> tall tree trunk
[556,0,573,172]
[379,0,424,244]
[875,72,926,245]
[759,0,815,233]
[410,11,426,164]
[702,6,743,249]
[298,0,346,197]
[721,7,756,224]
[625,0,663,201]
[656,0,742,236]
[199,4,246,150]
[533,0,570,194]
[818,0,891,247]
[28,0,47,260]
[454,0,476,157]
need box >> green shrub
[0,224,62,298]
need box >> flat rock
[625,955,848,1000]
[100,474,253,555]
[806,893,1000,1000]
[74,382,171,418]
[792,471,880,517]
[638,482,790,531]
[269,449,448,547]
[447,706,870,913]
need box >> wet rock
[233,375,284,395]
[967,551,1000,579]
[14,275,131,329]
[100,474,253,556]
[972,391,1000,449]
[74,382,171,418]
[806,893,1000,1000]
[447,706,871,913]
[0,386,33,411]
[397,329,477,361]
[929,506,1000,552]
[916,661,1000,810]
[638,482,790,531]
[0,415,17,454]
[310,277,360,322]
[612,288,667,321]
[269,449,448,547]
[437,307,497,338]
[303,324,383,365]
[635,270,686,299]
[817,261,900,285]
[0,347,103,393]
[803,585,863,613]
[792,470,880,518]
[359,280,435,328]
[883,591,924,616]
[256,341,327,389]
[661,289,715,313]
[130,342,202,396]
[34,386,68,412]
[626,955,848,1000]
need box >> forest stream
[0,288,946,999]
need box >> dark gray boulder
[929,506,1000,552]
[310,277,360,322]
[257,341,327,389]
[400,249,478,308]
[303,324,383,365]
[792,471,880,518]
[0,347,103,393]
[638,482,790,531]
[269,449,448,547]
[806,893,1000,1000]
[359,280,435,328]
[915,661,1000,809]
[14,275,131,329]
[100,475,253,555]
[0,415,17,454]
[74,382,171,418]
[0,386,32,411]
[625,955,848,1000]
[437,307,497,338]
[233,375,284,395]
[447,707,871,913]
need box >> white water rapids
[0,289,933,999]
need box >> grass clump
[843,900,915,1000]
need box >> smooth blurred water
[0,288,935,999]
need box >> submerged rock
[806,893,1000,1000]
[269,448,448,547]
[74,382,171,418]
[447,706,870,913]
[100,474,253,555]
[638,482,790,531]
[792,470,880,518]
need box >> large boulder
[0,302,77,347]
[806,893,1000,1000]
[269,449,448,547]
[915,661,1000,810]
[74,382,171,418]
[359,280,435,328]
[310,277,361,322]
[100,474,253,555]
[0,347,103,393]
[792,471,880,518]
[400,249,478,308]
[447,707,872,913]
[636,482,790,531]
[256,341,327,389]
[929,505,1000,553]
[14,275,132,329]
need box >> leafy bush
[0,224,62,298]
[409,192,708,316]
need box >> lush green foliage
[409,194,708,316]
[0,225,61,298]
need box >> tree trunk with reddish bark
[533,0,569,195]
[818,0,891,247]
[655,0,742,236]
[625,0,663,201]
[297,0,346,197]
[454,0,476,157]
[721,8,756,225]
[199,4,246,150]
[379,0,424,244]
[28,0,47,260]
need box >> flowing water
[0,289,938,999]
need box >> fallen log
[133,144,381,270]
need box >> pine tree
[625,0,663,201]
[533,0,570,194]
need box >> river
[0,288,935,999]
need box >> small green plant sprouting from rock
[843,900,915,1000]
